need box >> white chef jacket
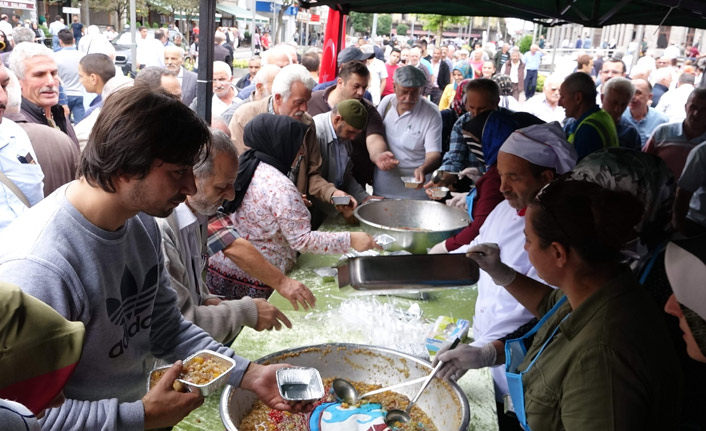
[453,200,549,397]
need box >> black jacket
[436,60,450,90]
[20,97,78,148]
[214,43,232,72]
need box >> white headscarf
[499,121,578,174]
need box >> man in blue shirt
[522,44,546,99]
[622,78,669,148]
[70,15,83,47]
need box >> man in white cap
[374,65,442,199]
[434,122,577,427]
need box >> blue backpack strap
[639,242,667,285]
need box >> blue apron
[505,295,570,430]
[465,187,477,221]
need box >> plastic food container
[314,267,338,282]
[147,350,236,397]
[332,195,351,206]
[430,186,449,199]
[373,233,397,250]
[276,367,325,401]
[400,176,422,188]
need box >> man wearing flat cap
[433,123,578,428]
[374,65,442,199]
[312,99,372,227]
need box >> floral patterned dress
[207,163,350,300]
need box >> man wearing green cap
[312,99,373,226]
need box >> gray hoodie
[0,183,250,431]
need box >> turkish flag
[319,9,346,83]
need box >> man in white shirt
[374,66,441,199]
[48,15,65,51]
[136,26,164,68]
[211,61,238,117]
[0,14,12,40]
[360,44,387,105]
[521,74,565,123]
[164,45,197,106]
[655,72,696,123]
[440,122,577,413]
[0,61,44,232]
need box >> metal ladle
[384,338,461,428]
[332,376,428,405]
[430,169,459,184]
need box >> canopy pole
[251,0,256,57]
[337,10,344,51]
[550,24,561,73]
[196,0,216,123]
[631,24,644,72]
[130,0,136,75]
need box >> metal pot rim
[219,342,471,431]
[354,199,469,232]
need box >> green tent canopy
[300,0,706,28]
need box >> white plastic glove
[446,192,469,210]
[428,240,448,254]
[458,167,482,184]
[432,342,498,381]
[466,243,517,286]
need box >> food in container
[332,195,352,206]
[240,377,438,431]
[400,176,422,188]
[429,186,450,200]
[147,350,235,396]
[276,367,325,401]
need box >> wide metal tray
[336,254,480,292]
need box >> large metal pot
[220,343,470,431]
[355,200,470,254]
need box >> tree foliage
[377,14,392,36]
[518,35,533,53]
[418,14,468,44]
[396,23,408,36]
[92,0,147,24]
[349,11,372,34]
[149,0,199,23]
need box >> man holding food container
[374,65,442,199]
[0,86,312,430]
[312,99,373,226]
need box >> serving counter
[174,218,498,431]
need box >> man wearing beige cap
[375,65,442,199]
[312,99,371,226]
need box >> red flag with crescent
[319,9,346,83]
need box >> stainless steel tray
[336,254,479,292]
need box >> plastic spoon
[384,338,461,428]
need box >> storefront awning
[216,3,269,23]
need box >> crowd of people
[0,21,705,431]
